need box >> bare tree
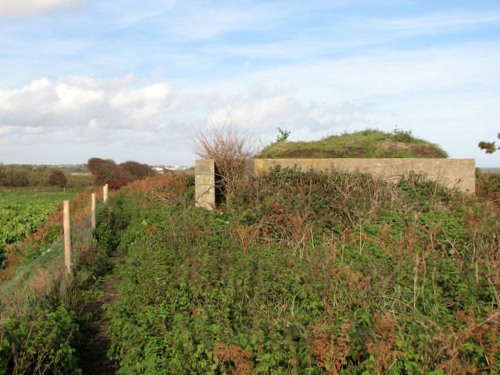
[192,122,257,200]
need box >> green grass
[258,129,448,159]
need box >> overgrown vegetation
[258,129,448,159]
[476,168,500,205]
[0,161,497,373]
[97,168,497,373]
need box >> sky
[0,0,499,167]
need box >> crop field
[0,189,81,264]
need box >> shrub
[47,170,68,187]
[86,158,130,189]
[478,132,500,154]
[87,158,156,189]
[0,167,29,187]
[192,123,257,200]
[119,161,155,180]
[476,168,500,204]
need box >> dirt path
[79,257,121,374]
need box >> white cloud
[108,83,171,127]
[55,84,104,111]
[0,75,173,136]
[196,85,373,143]
[0,74,367,163]
[0,0,79,17]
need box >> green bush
[0,305,80,374]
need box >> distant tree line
[0,165,78,188]
[0,159,155,189]
[86,158,155,189]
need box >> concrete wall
[195,159,216,210]
[196,158,476,209]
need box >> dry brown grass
[123,173,187,200]
[311,322,351,374]
[215,343,254,374]
[366,313,399,374]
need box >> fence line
[63,200,71,275]
[91,193,96,229]
[63,185,108,275]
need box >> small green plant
[276,127,291,143]
[0,306,80,374]
[478,132,500,154]
[392,127,415,143]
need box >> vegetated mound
[258,129,448,159]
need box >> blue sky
[0,0,499,167]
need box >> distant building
[152,166,166,173]
[152,164,189,173]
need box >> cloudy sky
[0,0,499,167]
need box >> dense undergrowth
[98,168,498,374]
[0,170,497,374]
[476,169,500,205]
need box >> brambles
[97,169,498,373]
[476,168,500,204]
[2,166,498,372]
[0,305,80,374]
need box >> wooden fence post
[63,200,72,275]
[91,193,96,229]
[103,184,108,203]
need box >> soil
[79,256,121,375]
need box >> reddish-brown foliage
[215,344,253,375]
